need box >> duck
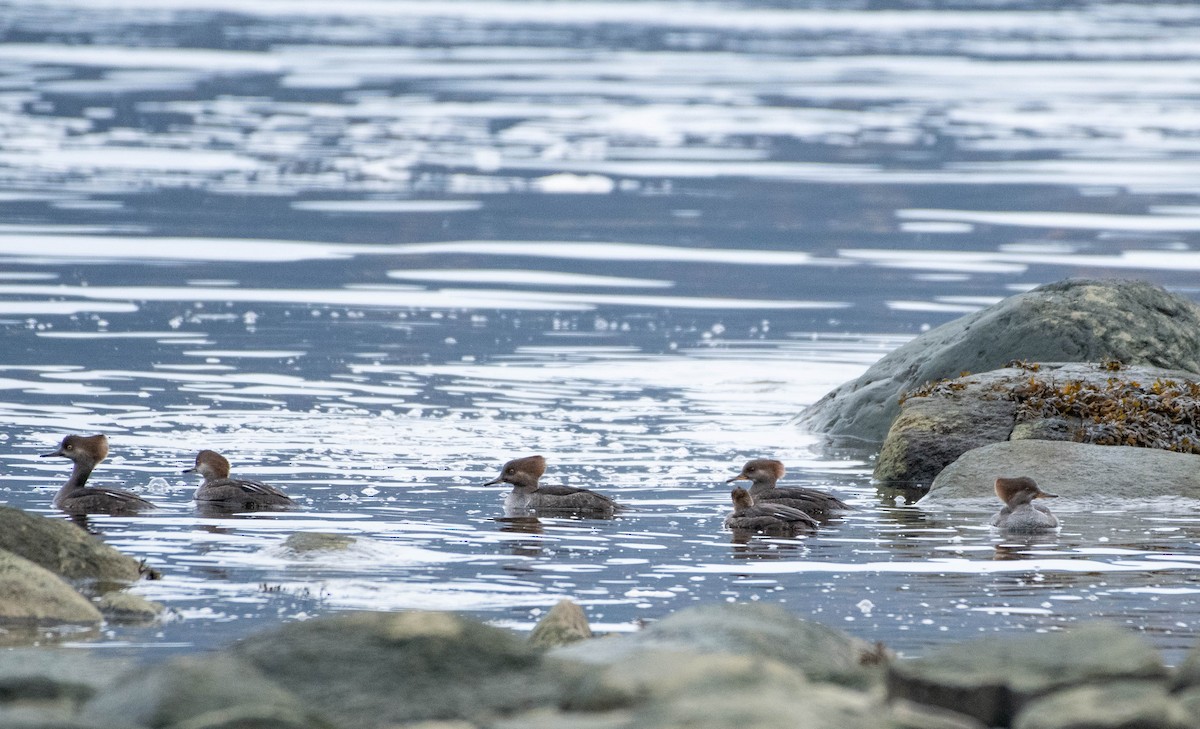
[184,449,295,510]
[724,487,818,534]
[990,476,1058,532]
[483,455,621,516]
[726,459,848,515]
[41,434,155,514]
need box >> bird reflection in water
[729,530,809,560]
[493,515,545,558]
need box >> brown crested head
[185,450,231,480]
[730,487,754,509]
[726,458,785,485]
[484,455,547,488]
[41,434,108,464]
[994,476,1057,505]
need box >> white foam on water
[386,269,673,289]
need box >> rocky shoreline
[2,599,1198,729]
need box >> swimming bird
[184,449,295,510]
[726,459,848,515]
[990,476,1058,532]
[482,455,621,516]
[724,487,818,534]
[41,434,155,514]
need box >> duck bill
[39,449,63,458]
[482,476,504,486]
[181,467,196,474]
[725,474,749,484]
[1036,490,1059,499]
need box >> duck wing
[755,486,849,512]
[227,478,292,499]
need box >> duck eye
[506,468,515,475]
[65,444,73,451]
[746,466,755,472]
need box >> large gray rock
[0,507,143,583]
[874,362,1200,489]
[232,611,577,728]
[922,440,1200,503]
[798,279,1200,442]
[82,653,330,729]
[1013,680,1191,729]
[0,551,102,625]
[552,603,879,688]
[0,648,132,711]
[887,623,1167,727]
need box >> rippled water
[4,0,1200,662]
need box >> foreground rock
[874,361,1200,489]
[887,623,1168,727]
[0,506,143,583]
[0,551,102,625]
[922,440,1200,502]
[552,602,881,689]
[233,610,577,727]
[1013,680,1191,729]
[798,279,1200,442]
[82,654,332,729]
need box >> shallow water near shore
[4,0,1200,663]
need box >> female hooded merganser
[483,455,621,516]
[724,487,817,534]
[991,476,1058,532]
[726,459,848,515]
[41,434,155,514]
[184,450,295,510]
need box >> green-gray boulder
[1014,680,1190,729]
[81,653,331,729]
[887,624,1167,727]
[280,532,356,554]
[232,611,577,727]
[798,279,1200,442]
[552,602,879,688]
[529,600,592,649]
[0,506,142,583]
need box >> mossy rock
[0,506,142,583]
[0,550,102,625]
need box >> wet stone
[281,532,357,554]
[529,599,592,649]
[887,624,1167,727]
[0,507,143,584]
[94,591,164,623]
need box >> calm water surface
[3,0,1200,662]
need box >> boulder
[232,611,577,727]
[922,440,1200,503]
[0,551,102,625]
[552,603,879,688]
[82,653,330,729]
[1013,680,1190,729]
[887,623,1167,727]
[529,600,592,649]
[875,361,1200,489]
[0,506,143,583]
[0,648,131,708]
[94,591,165,622]
[798,279,1200,442]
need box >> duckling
[184,449,295,510]
[991,476,1058,532]
[724,487,818,534]
[41,434,154,514]
[483,455,621,516]
[726,459,848,515]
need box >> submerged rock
[552,602,880,689]
[232,610,575,727]
[94,591,165,623]
[0,551,102,625]
[887,623,1167,727]
[923,440,1200,502]
[529,599,593,649]
[82,653,330,729]
[0,506,143,583]
[874,362,1200,489]
[798,279,1200,443]
[281,532,357,554]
